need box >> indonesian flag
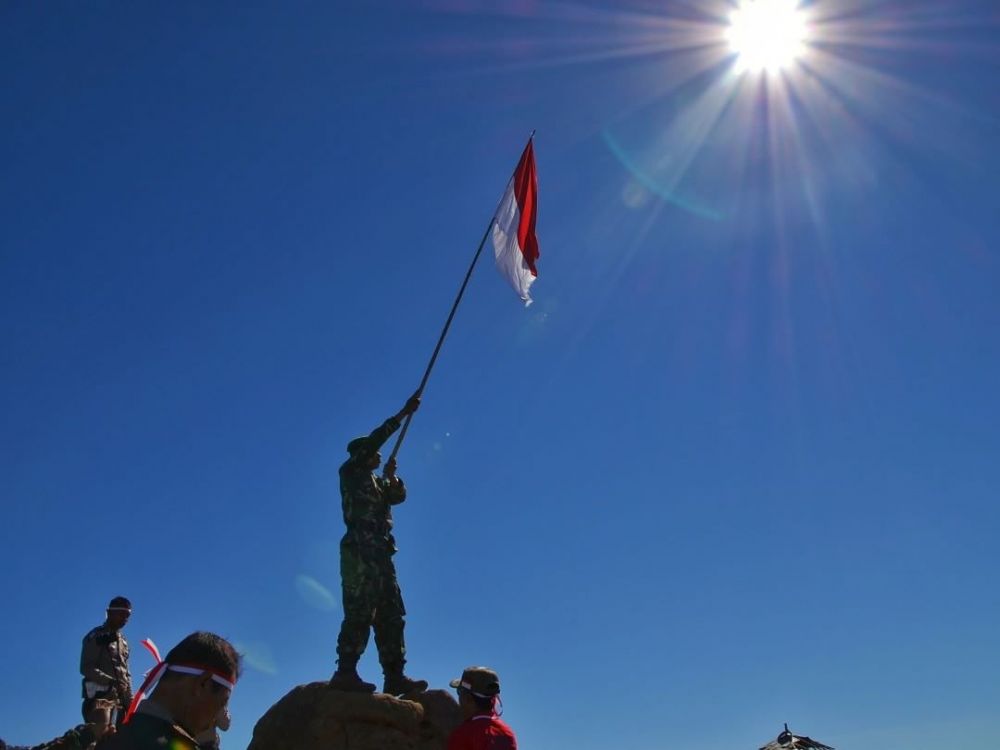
[492,139,540,306]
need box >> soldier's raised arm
[395,392,420,421]
[343,393,421,466]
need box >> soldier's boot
[329,658,376,693]
[382,664,428,696]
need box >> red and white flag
[492,140,540,306]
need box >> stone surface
[247,684,462,750]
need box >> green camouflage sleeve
[344,416,401,466]
[27,726,98,750]
[382,475,406,505]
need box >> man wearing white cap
[447,666,517,750]
[79,596,133,725]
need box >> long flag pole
[384,131,535,471]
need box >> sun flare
[727,0,808,74]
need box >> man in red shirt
[447,666,518,750]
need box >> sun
[727,0,808,74]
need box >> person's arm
[113,636,132,704]
[382,458,407,505]
[80,634,113,684]
[343,394,421,466]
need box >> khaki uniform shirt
[79,625,131,703]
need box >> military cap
[346,437,370,455]
[449,666,501,697]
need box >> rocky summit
[247,684,462,750]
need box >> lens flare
[727,0,808,73]
[294,573,338,612]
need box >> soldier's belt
[346,521,391,536]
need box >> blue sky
[2,1,999,748]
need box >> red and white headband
[124,639,237,724]
[166,664,237,691]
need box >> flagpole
[384,131,535,472]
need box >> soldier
[328,393,428,696]
[101,631,240,750]
[80,596,133,726]
[447,666,518,750]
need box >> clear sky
[2,1,999,748]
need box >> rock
[247,684,462,750]
[414,690,464,750]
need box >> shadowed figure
[328,392,428,697]
[760,724,834,750]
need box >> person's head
[105,596,132,631]
[347,438,381,470]
[151,632,241,735]
[449,666,501,718]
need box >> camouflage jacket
[97,712,199,750]
[80,625,131,702]
[0,724,100,750]
[339,416,407,551]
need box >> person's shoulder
[490,717,517,741]
[492,716,515,730]
[450,717,517,749]
[82,625,105,641]
[101,715,197,750]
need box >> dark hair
[108,596,132,610]
[161,632,241,685]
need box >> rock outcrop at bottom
[247,684,462,750]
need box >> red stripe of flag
[513,140,539,277]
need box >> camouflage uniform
[80,625,131,724]
[336,415,410,670]
[0,725,101,750]
[97,711,198,750]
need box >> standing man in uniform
[329,393,428,696]
[80,596,133,726]
[447,666,518,750]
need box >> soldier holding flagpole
[330,133,541,694]
[329,393,428,695]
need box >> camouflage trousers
[336,538,407,669]
[82,692,127,727]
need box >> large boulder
[247,684,462,750]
